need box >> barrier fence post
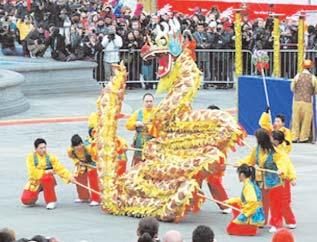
[234,11,242,120]
[273,16,281,77]
[298,15,305,73]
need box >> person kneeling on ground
[225,164,265,236]
[20,138,75,210]
[26,24,49,58]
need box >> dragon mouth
[140,44,172,78]
[157,54,172,78]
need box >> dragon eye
[160,38,167,46]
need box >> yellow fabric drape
[273,17,281,77]
[234,12,243,77]
[234,11,242,121]
[297,16,305,73]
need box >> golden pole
[234,11,242,121]
[297,15,305,73]
[273,16,281,77]
[234,11,243,77]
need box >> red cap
[272,228,295,242]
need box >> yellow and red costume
[114,136,128,176]
[239,147,286,229]
[226,178,265,236]
[88,111,128,176]
[126,108,155,166]
[260,112,297,225]
[21,152,72,205]
[259,112,292,153]
[277,144,297,225]
[88,112,98,131]
[206,163,229,211]
[67,142,100,203]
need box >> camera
[108,33,115,40]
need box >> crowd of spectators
[0,0,314,87]
[1,216,296,242]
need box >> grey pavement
[0,89,316,242]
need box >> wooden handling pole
[73,180,102,196]
[197,193,242,213]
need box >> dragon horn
[161,21,170,35]
[169,18,175,34]
[173,17,181,32]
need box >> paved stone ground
[0,89,316,242]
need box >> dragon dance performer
[239,129,286,233]
[114,136,128,176]
[88,109,128,176]
[225,164,265,236]
[272,131,297,229]
[67,134,100,206]
[126,93,155,166]
[21,138,74,210]
[88,112,98,133]
[291,59,317,143]
[259,108,292,153]
[205,105,231,214]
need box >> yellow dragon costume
[94,19,246,222]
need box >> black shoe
[299,140,309,143]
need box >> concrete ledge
[0,57,100,96]
[0,70,30,117]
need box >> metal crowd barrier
[97,49,317,86]
[98,49,253,88]
[258,49,317,79]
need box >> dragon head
[141,18,183,78]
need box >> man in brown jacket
[291,59,317,143]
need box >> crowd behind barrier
[1,0,317,88]
[99,48,317,89]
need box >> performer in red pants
[239,129,286,233]
[207,172,230,214]
[206,105,230,214]
[21,138,74,210]
[272,131,297,229]
[225,164,265,236]
[68,134,100,206]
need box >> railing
[251,49,317,79]
[96,49,317,87]
[97,49,254,88]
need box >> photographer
[26,23,48,58]
[101,26,123,82]
[0,23,22,56]
[48,26,70,61]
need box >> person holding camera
[26,23,49,58]
[101,25,123,82]
[48,25,70,61]
[0,23,23,56]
